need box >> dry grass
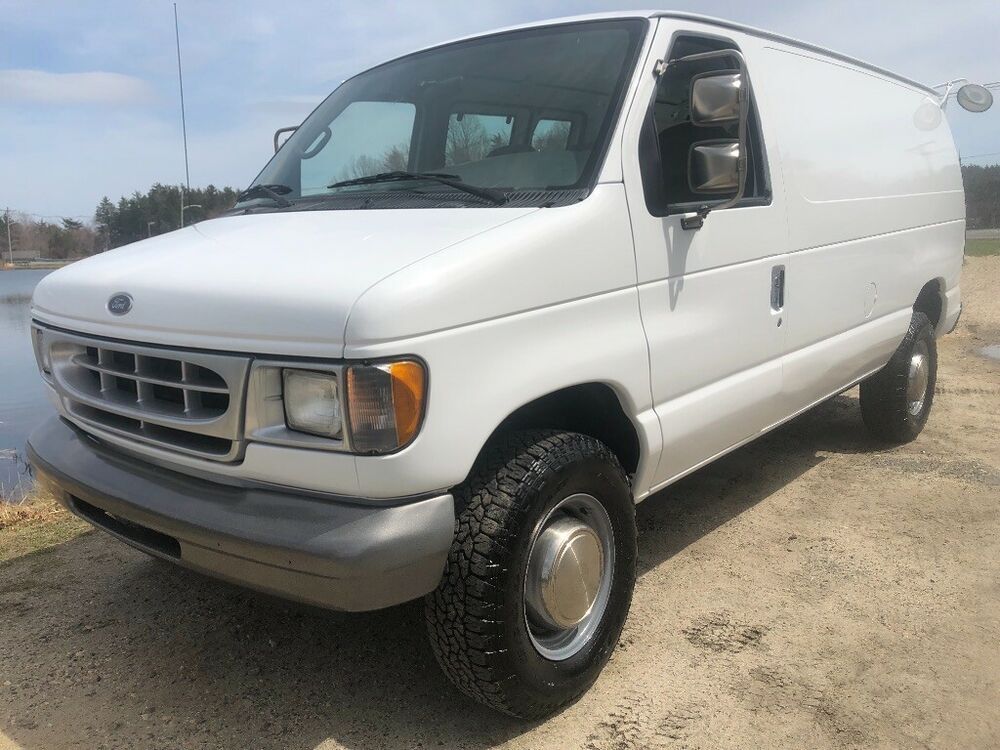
[0,486,64,529]
[966,238,1000,257]
[0,484,89,563]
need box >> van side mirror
[956,83,993,113]
[657,52,751,230]
[689,141,741,194]
[690,72,742,126]
[688,72,743,198]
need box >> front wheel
[424,430,636,719]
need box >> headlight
[282,369,343,438]
[347,360,426,453]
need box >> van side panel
[755,45,964,414]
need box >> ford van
[28,11,991,718]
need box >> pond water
[0,270,54,498]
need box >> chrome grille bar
[69,352,230,393]
[35,325,251,462]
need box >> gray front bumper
[27,417,454,611]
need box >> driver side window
[300,101,415,195]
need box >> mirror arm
[933,78,968,111]
[665,49,752,230]
[273,126,298,153]
[681,205,711,230]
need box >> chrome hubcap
[523,493,614,661]
[526,519,603,629]
[907,340,930,416]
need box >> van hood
[31,208,536,357]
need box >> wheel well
[914,279,944,330]
[488,383,641,475]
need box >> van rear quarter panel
[758,46,964,247]
[754,44,964,411]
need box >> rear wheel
[860,311,937,443]
[425,430,636,719]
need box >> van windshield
[240,19,646,210]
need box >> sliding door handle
[770,265,785,312]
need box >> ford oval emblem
[107,293,133,316]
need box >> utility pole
[174,2,192,227]
[4,208,13,268]
[181,203,202,227]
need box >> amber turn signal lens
[386,360,426,447]
[346,360,426,453]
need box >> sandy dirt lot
[2,257,998,750]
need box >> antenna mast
[174,3,192,226]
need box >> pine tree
[94,196,117,251]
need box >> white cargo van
[28,12,991,718]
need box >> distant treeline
[95,184,240,249]
[2,164,999,260]
[962,164,1000,229]
[2,184,239,260]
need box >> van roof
[402,10,936,97]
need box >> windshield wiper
[237,183,293,207]
[327,171,507,205]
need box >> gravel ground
[1,257,998,750]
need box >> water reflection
[0,270,53,499]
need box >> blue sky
[1,0,998,220]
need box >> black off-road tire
[424,430,637,719]
[860,311,937,443]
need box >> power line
[960,151,1000,162]
[2,209,92,221]
[936,80,1000,91]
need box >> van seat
[449,150,590,189]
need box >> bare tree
[341,142,412,181]
[445,116,490,165]
[532,121,572,152]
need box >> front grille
[37,326,250,461]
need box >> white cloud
[0,69,154,106]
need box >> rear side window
[445,113,514,165]
[532,119,572,151]
[641,36,770,215]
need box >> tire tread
[424,429,631,718]
[860,311,936,443]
